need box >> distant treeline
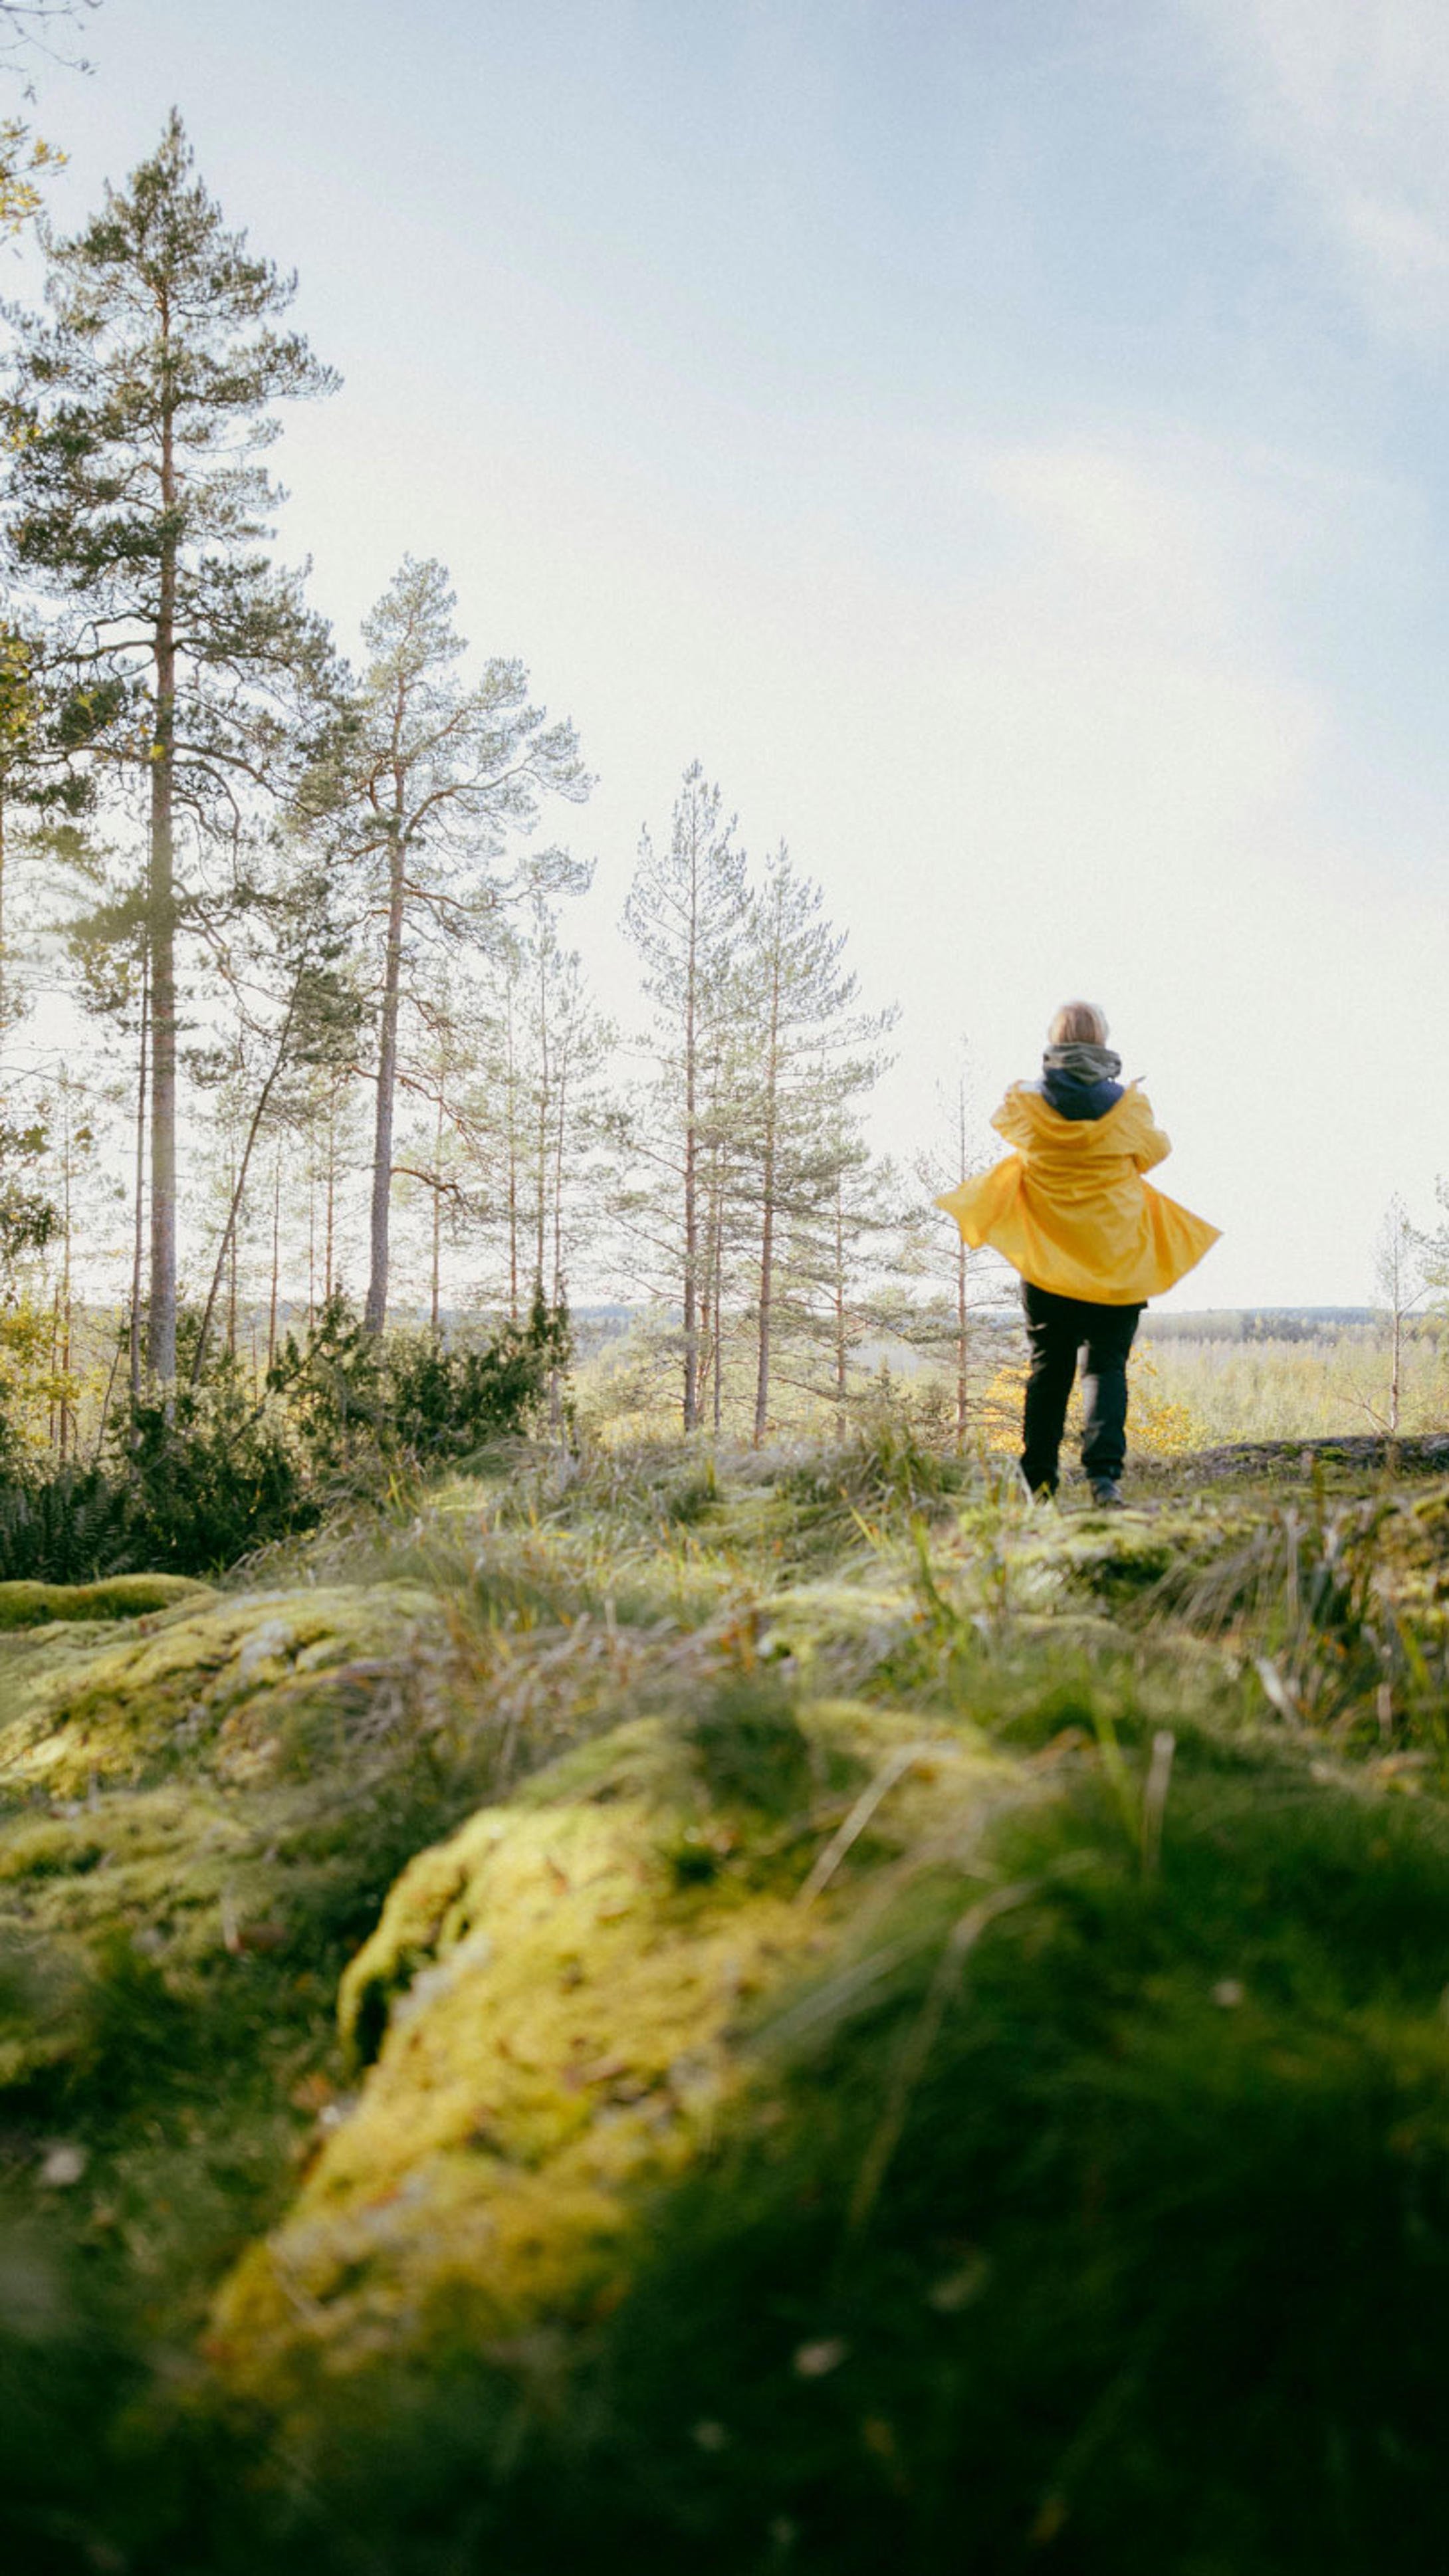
[1142,1309,1381,1344]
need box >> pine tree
[520,889,613,1311]
[189,843,362,1382]
[326,556,588,1335]
[6,110,338,1380]
[694,999,756,1433]
[389,898,612,1334]
[0,623,108,1036]
[386,958,481,1334]
[797,1119,905,1420]
[733,843,895,1443]
[896,1046,998,1449]
[621,763,748,1430]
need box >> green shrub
[264,1291,389,1485]
[386,1295,571,1458]
[0,1296,573,1584]
[269,1289,570,1479]
[125,1364,314,1574]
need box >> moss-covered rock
[0,1580,453,1799]
[0,1580,469,2103]
[209,1693,1015,2413]
[0,1572,213,1628]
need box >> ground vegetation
[4,1429,1449,2567]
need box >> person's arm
[991,1086,1035,1150]
[1125,1091,1171,1172]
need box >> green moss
[0,1575,489,2256]
[9,1440,1449,2571]
[0,1580,454,1798]
[0,1572,214,1628]
[523,1769,1449,2576]
[682,1673,814,1811]
[207,1695,1012,2415]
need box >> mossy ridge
[10,1444,1449,2571]
[265,1451,1283,1683]
[0,1572,213,1629]
[208,1691,1020,2416]
[0,1564,522,2576]
[0,1580,481,2123]
[0,1580,454,1800]
[197,1731,1449,2576]
[522,1765,1449,2576]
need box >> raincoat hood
[936,1082,1220,1304]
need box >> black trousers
[1020,1281,1143,1492]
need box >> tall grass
[1140,1326,1448,1443]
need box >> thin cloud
[1190,0,1449,336]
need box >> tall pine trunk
[550,1037,568,1307]
[59,1103,72,1462]
[365,828,405,1333]
[534,966,549,1298]
[682,928,700,1432]
[752,954,782,1446]
[325,1087,338,1299]
[225,1149,239,1357]
[711,1151,724,1436]
[834,1179,847,1415]
[47,1283,58,1451]
[129,948,148,1408]
[430,1089,444,1335]
[683,1103,699,1428]
[696,1134,717,1430]
[505,978,520,1321]
[267,1152,281,1374]
[193,981,302,1384]
[752,1133,776,1444]
[147,397,179,1381]
[954,1081,969,1449]
[956,1241,969,1449]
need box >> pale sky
[15,0,1449,1306]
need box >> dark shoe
[1089,1479,1124,1508]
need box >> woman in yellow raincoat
[937,1002,1219,1505]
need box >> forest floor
[5,1429,1449,2573]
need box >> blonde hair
[1048,1000,1109,1047]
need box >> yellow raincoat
[936,1085,1220,1304]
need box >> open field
[5,1430,1449,2569]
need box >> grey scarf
[1042,1041,1122,1083]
